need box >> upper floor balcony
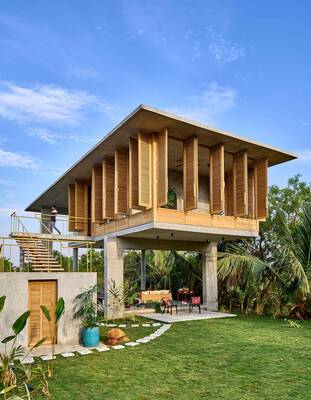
[24,105,296,244]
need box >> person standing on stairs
[50,205,61,234]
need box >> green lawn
[46,315,311,399]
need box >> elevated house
[0,105,296,347]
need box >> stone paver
[112,345,125,349]
[77,349,93,355]
[96,347,110,352]
[61,352,75,358]
[40,355,56,361]
[125,342,140,347]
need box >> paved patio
[140,310,236,323]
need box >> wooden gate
[28,281,57,346]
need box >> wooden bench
[140,290,172,303]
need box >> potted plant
[73,285,101,347]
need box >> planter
[82,327,100,347]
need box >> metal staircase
[15,236,64,272]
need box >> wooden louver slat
[91,165,103,223]
[255,158,268,219]
[183,136,198,211]
[115,148,129,215]
[225,170,234,216]
[248,168,255,218]
[233,151,248,217]
[102,158,115,219]
[129,137,139,210]
[68,184,76,231]
[210,144,225,214]
[157,128,168,206]
[75,180,88,232]
[138,130,152,208]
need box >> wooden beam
[138,130,152,208]
[183,136,198,211]
[210,144,225,214]
[115,148,129,215]
[102,157,115,219]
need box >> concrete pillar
[19,248,24,272]
[72,248,78,272]
[202,242,218,311]
[140,249,146,291]
[40,207,51,234]
[104,237,124,319]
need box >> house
[0,105,296,347]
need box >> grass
[32,316,311,399]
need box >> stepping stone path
[40,355,56,361]
[125,342,140,347]
[77,349,93,355]
[118,324,126,327]
[61,352,75,358]
[131,324,139,327]
[106,324,117,327]
[112,345,125,350]
[96,347,110,352]
[21,357,34,364]
[142,323,151,327]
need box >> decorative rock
[77,349,92,355]
[107,328,129,346]
[61,352,75,358]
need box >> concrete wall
[0,272,96,351]
[168,169,210,212]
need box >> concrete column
[40,207,51,234]
[140,249,146,291]
[104,237,124,319]
[202,242,218,311]
[19,248,24,272]
[72,248,78,272]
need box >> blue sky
[0,0,311,234]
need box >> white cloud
[0,81,119,125]
[295,150,311,163]
[69,67,106,81]
[28,127,93,145]
[169,82,237,124]
[0,148,39,170]
[208,34,245,64]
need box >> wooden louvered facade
[102,158,115,219]
[183,136,198,211]
[115,148,129,215]
[91,165,103,223]
[254,158,268,219]
[68,184,76,231]
[138,130,152,208]
[225,170,234,216]
[233,151,248,217]
[210,144,225,214]
[157,128,168,207]
[129,137,139,210]
[75,180,88,233]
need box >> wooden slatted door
[183,136,198,211]
[210,144,225,214]
[28,281,56,346]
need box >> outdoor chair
[189,296,201,313]
[162,298,178,315]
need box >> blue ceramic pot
[83,327,100,347]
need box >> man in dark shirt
[50,205,61,234]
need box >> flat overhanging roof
[26,104,297,212]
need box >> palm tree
[218,204,311,317]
